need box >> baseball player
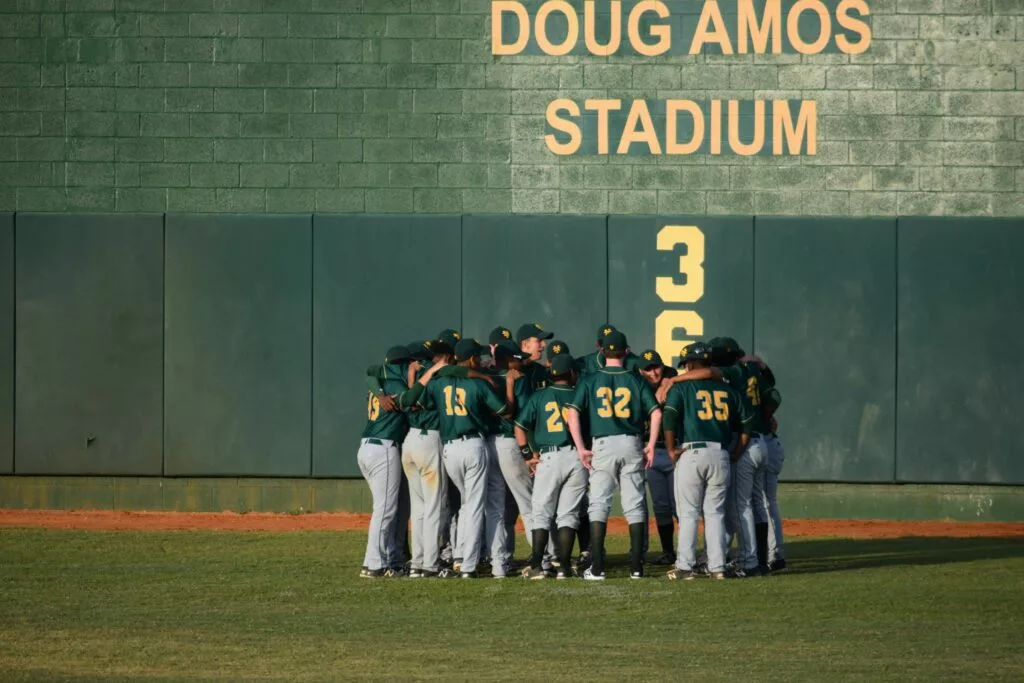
[708,337,771,576]
[487,326,515,368]
[637,349,679,565]
[400,339,455,578]
[359,346,447,578]
[662,341,750,581]
[417,338,510,578]
[514,353,588,579]
[566,330,662,580]
[577,324,642,376]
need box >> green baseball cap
[546,340,571,360]
[602,330,627,353]
[494,339,529,361]
[596,324,617,341]
[516,322,553,342]
[405,340,434,360]
[488,326,514,345]
[677,341,713,367]
[454,338,487,362]
[708,336,744,364]
[637,349,663,369]
[384,345,412,365]
[434,328,461,353]
[550,353,575,377]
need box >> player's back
[572,367,655,438]
[424,376,503,443]
[362,375,410,441]
[667,378,744,445]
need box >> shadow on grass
[603,536,1024,575]
[776,536,1024,574]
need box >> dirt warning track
[1,509,1022,538]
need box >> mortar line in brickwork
[11,214,16,475]
[160,214,166,478]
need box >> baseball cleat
[460,571,478,579]
[408,568,424,578]
[582,567,606,581]
[384,566,407,578]
[629,571,644,580]
[692,562,710,577]
[665,567,695,581]
[555,568,574,580]
[575,551,592,570]
[359,568,384,579]
[769,558,788,572]
[711,572,726,580]
[435,568,456,578]
[522,567,548,580]
[652,552,676,566]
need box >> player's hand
[668,448,681,465]
[505,368,523,382]
[578,449,593,471]
[409,360,422,374]
[527,455,540,475]
[655,382,672,405]
[643,442,655,468]
[378,393,398,413]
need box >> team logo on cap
[644,351,654,361]
[535,323,543,330]
[453,332,461,340]
[502,329,511,339]
[602,327,613,336]
[552,344,563,354]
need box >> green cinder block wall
[0,1,1021,215]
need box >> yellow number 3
[596,387,631,418]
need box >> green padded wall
[755,218,897,483]
[609,217,753,366]
[461,216,608,356]
[0,214,12,474]
[312,215,461,478]
[164,215,311,477]
[14,214,163,475]
[897,218,1024,485]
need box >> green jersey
[362,374,411,442]
[419,376,507,443]
[663,379,750,444]
[408,365,440,431]
[522,361,549,391]
[487,369,531,437]
[720,362,772,435]
[568,366,658,439]
[514,384,576,450]
[577,350,642,376]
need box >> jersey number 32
[596,387,631,418]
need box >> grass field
[1,529,1022,682]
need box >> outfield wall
[2,213,1023,492]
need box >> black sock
[589,521,607,574]
[577,511,591,553]
[755,523,769,570]
[657,523,675,556]
[628,523,645,575]
[556,527,575,570]
[530,529,549,570]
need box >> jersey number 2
[443,386,468,417]
[696,390,729,421]
[596,387,631,418]
[544,402,570,432]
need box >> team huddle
[359,323,786,581]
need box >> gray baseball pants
[357,438,401,571]
[442,436,488,574]
[675,443,731,573]
[647,447,677,526]
[494,435,533,552]
[588,434,647,524]
[531,446,589,530]
[483,436,511,573]
[763,434,786,562]
[401,429,447,573]
[729,435,768,570]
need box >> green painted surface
[897,218,1024,485]
[755,218,897,482]
[462,215,607,356]
[608,216,753,366]
[15,214,164,475]
[0,214,11,474]
[312,215,461,478]
[164,215,312,476]
[1,477,1022,522]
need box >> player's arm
[406,361,422,389]
[663,408,679,464]
[730,393,753,463]
[482,383,509,418]
[397,357,449,408]
[566,380,592,469]
[436,364,498,388]
[504,369,524,409]
[655,366,723,403]
[640,380,661,465]
[365,364,401,412]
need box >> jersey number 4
[746,377,761,406]
[544,402,571,432]
[596,387,631,418]
[443,385,468,417]
[696,390,729,421]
